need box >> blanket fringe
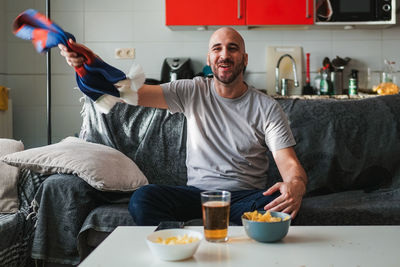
[26,199,39,227]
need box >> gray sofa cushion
[294,188,400,225]
[2,137,148,192]
[0,138,24,213]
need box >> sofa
[1,93,400,266]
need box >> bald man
[59,27,307,226]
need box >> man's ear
[206,53,210,66]
[244,53,248,67]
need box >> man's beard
[212,56,246,85]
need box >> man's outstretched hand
[263,179,306,219]
[58,39,85,67]
[265,147,308,219]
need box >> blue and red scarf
[12,9,125,102]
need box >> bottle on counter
[381,59,395,83]
[348,69,359,95]
[314,68,322,94]
[319,65,333,95]
[302,53,315,95]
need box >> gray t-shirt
[161,77,296,191]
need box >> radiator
[0,100,13,139]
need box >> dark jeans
[129,184,279,226]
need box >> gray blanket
[31,174,132,265]
[269,96,400,193]
[0,169,47,267]
[31,99,188,265]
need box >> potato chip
[154,234,199,245]
[243,210,287,222]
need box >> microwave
[316,0,394,22]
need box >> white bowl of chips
[146,229,203,261]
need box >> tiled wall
[3,0,400,148]
[0,0,5,85]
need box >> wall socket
[115,48,135,59]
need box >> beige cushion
[0,137,148,192]
[0,139,24,213]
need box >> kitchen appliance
[316,0,394,22]
[331,56,351,94]
[161,57,194,83]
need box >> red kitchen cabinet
[166,0,313,26]
[166,0,246,26]
[246,0,314,25]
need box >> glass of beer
[201,190,231,242]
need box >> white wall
[0,0,6,85]
[3,0,400,148]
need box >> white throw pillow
[0,137,148,192]
[0,138,24,213]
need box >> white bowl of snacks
[146,229,203,261]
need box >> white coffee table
[79,225,400,267]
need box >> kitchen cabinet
[166,0,245,26]
[165,0,313,26]
[246,0,314,25]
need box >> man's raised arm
[59,39,168,111]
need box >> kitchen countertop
[272,92,378,100]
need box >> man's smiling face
[207,27,248,85]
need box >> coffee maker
[331,56,351,95]
[161,57,194,83]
